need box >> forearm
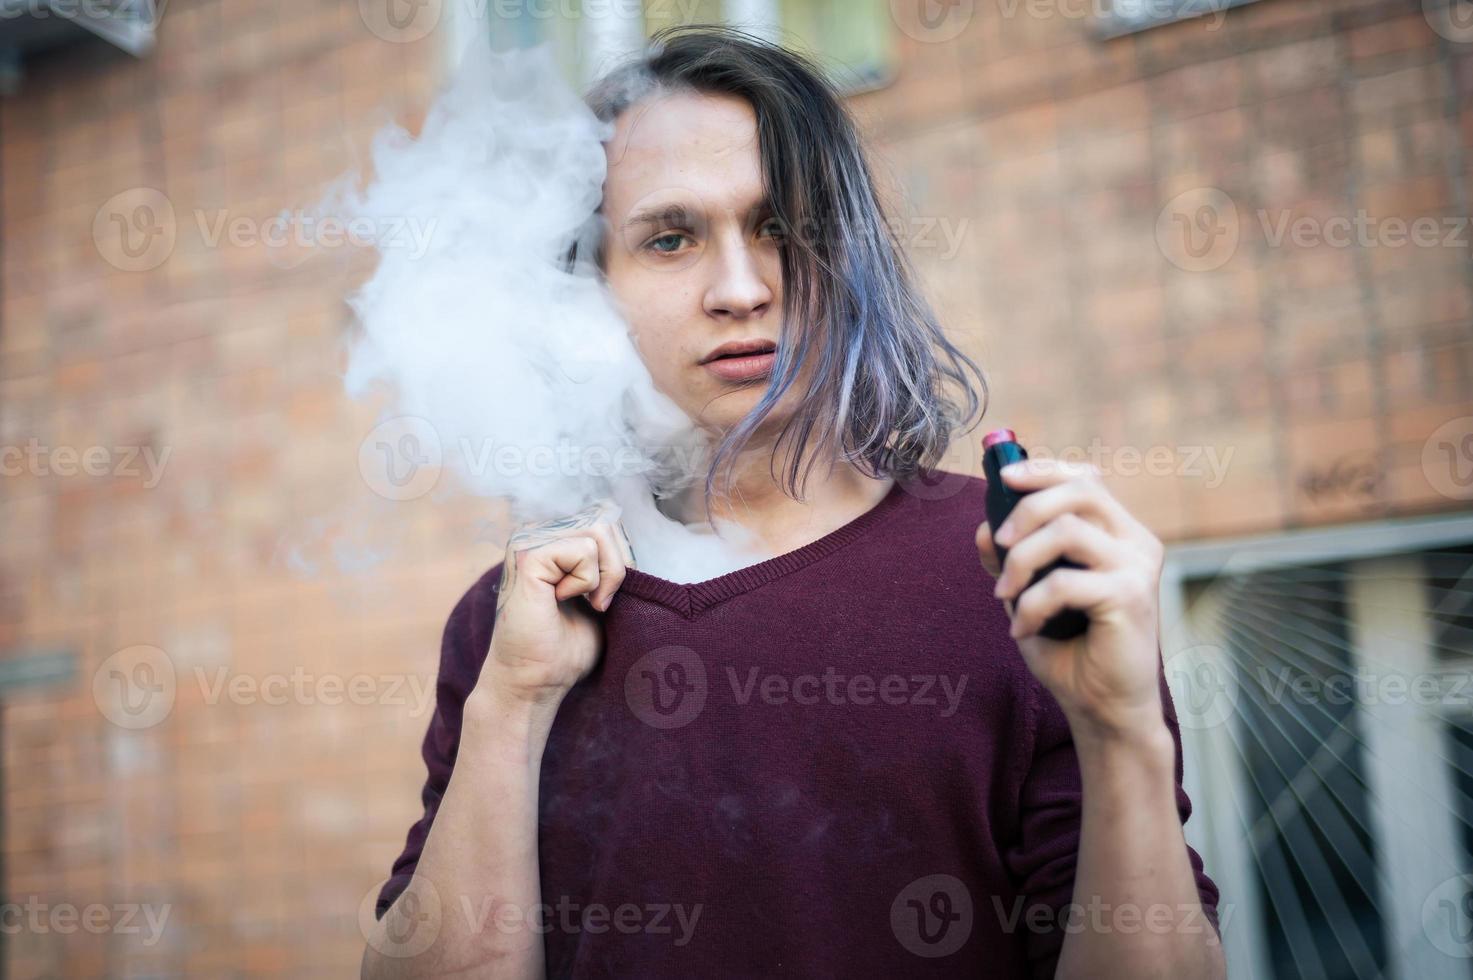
[362,690,557,980]
[1053,721,1226,980]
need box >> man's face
[600,90,791,439]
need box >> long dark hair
[568,25,987,504]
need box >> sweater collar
[615,476,912,618]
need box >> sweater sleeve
[374,563,504,920]
[1001,650,1222,979]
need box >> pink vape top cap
[982,428,1017,450]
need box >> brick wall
[0,1,470,974]
[0,0,1469,974]
[857,0,1473,538]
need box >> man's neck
[659,443,896,558]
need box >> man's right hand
[475,499,637,709]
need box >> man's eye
[646,232,689,254]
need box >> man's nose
[703,233,774,320]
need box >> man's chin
[703,410,796,445]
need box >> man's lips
[703,351,776,382]
[700,339,777,364]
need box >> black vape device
[981,428,1090,641]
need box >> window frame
[1162,511,1473,980]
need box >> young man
[364,27,1224,980]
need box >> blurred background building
[1,0,1470,975]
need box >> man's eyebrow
[621,200,773,230]
[622,204,694,231]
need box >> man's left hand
[974,458,1168,740]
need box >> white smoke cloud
[319,38,770,584]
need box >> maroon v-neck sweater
[376,470,1221,978]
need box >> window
[483,0,897,95]
[1165,516,1473,980]
[1208,564,1388,979]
